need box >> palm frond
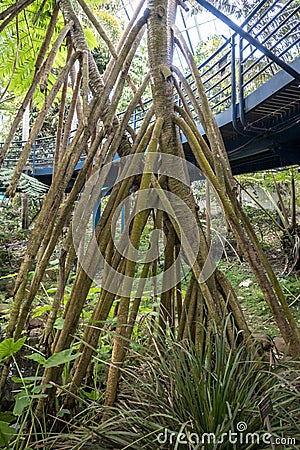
[0,168,48,197]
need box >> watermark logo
[157,422,296,447]
[72,153,225,295]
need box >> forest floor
[221,206,300,343]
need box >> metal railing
[188,0,300,120]
[0,130,82,173]
[124,0,300,132]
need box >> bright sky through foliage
[118,0,239,72]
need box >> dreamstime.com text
[157,422,296,447]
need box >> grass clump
[36,320,300,449]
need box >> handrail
[194,0,300,81]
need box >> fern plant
[0,168,48,197]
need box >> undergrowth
[28,320,300,449]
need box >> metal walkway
[185,0,300,174]
[1,0,300,183]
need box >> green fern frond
[0,168,48,197]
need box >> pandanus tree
[0,0,299,417]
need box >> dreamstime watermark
[72,153,226,295]
[156,422,296,448]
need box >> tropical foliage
[0,1,299,448]
[0,168,48,196]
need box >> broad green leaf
[0,412,15,423]
[82,390,101,401]
[32,305,51,318]
[44,349,81,368]
[57,409,70,418]
[11,376,44,384]
[31,394,48,400]
[25,353,46,365]
[0,337,26,361]
[28,271,35,281]
[54,317,64,330]
[32,384,52,394]
[0,420,16,446]
[13,392,30,416]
